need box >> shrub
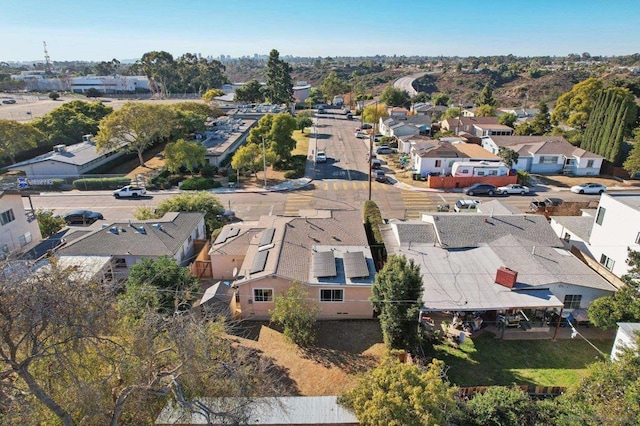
[284,169,303,179]
[517,170,531,186]
[72,177,131,190]
[218,167,229,177]
[180,177,219,190]
[227,173,238,183]
[363,200,384,245]
[200,164,217,178]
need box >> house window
[17,232,32,247]
[253,288,273,302]
[595,207,606,225]
[0,209,15,225]
[563,295,582,309]
[563,232,571,242]
[540,156,558,164]
[477,171,485,176]
[586,160,594,168]
[320,289,344,302]
[488,170,497,176]
[635,232,640,245]
[113,258,127,268]
[435,160,442,167]
[600,254,615,271]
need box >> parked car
[361,123,373,130]
[371,159,382,169]
[498,184,530,195]
[316,151,327,163]
[373,134,384,143]
[570,182,606,194]
[463,183,497,196]
[376,145,396,155]
[113,185,147,198]
[454,200,481,212]
[62,209,104,225]
[2,99,17,104]
[355,131,368,138]
[373,170,386,182]
[529,197,563,212]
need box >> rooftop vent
[495,267,518,288]
[53,144,66,153]
[152,224,163,231]
[109,227,119,235]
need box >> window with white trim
[320,289,344,302]
[599,254,614,271]
[539,156,558,164]
[595,207,606,225]
[0,209,15,225]
[586,160,594,168]
[563,294,582,309]
[635,232,640,245]
[17,232,32,247]
[253,288,273,302]
[435,160,442,167]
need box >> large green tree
[267,113,297,162]
[31,100,113,146]
[580,87,637,164]
[269,281,320,346]
[0,119,43,163]
[138,50,176,97]
[476,82,497,107]
[35,209,66,238]
[552,78,603,128]
[175,53,228,95]
[380,86,411,108]
[319,71,350,104]
[96,102,175,166]
[498,112,518,128]
[264,49,293,105]
[371,255,423,350]
[163,139,207,174]
[231,143,266,179]
[234,79,265,103]
[588,249,640,329]
[623,139,640,177]
[340,357,458,426]
[498,146,519,168]
[124,256,198,314]
[362,103,388,124]
[155,192,224,235]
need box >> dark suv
[463,183,497,196]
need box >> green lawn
[426,334,613,387]
[292,130,309,156]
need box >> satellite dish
[232,267,238,278]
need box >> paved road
[23,111,610,222]
[393,72,427,97]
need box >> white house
[0,190,42,258]
[587,193,640,278]
[481,135,604,176]
[409,139,500,177]
[611,323,640,361]
[379,115,431,138]
[5,135,127,178]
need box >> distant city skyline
[1,0,639,62]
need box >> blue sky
[1,0,638,62]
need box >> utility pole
[368,100,378,201]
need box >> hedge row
[180,177,222,190]
[363,200,384,245]
[72,177,131,190]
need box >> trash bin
[413,173,420,181]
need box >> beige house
[0,190,42,258]
[208,210,375,320]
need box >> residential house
[498,107,539,124]
[409,139,500,177]
[411,102,448,117]
[379,115,431,138]
[208,210,375,320]
[611,323,640,361]
[481,135,604,175]
[380,212,616,326]
[0,190,42,258]
[388,107,409,119]
[56,212,206,280]
[5,135,126,179]
[553,193,640,278]
[440,116,513,137]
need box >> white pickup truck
[113,185,147,198]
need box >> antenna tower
[43,41,52,74]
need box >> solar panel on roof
[250,250,269,274]
[344,251,369,278]
[312,251,337,278]
[259,228,275,247]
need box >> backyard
[231,320,614,395]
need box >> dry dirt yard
[231,321,385,396]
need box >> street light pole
[261,135,267,189]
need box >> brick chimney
[495,267,518,288]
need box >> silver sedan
[497,184,530,195]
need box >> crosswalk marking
[400,191,435,219]
[284,194,311,215]
[316,181,390,191]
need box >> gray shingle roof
[58,212,204,257]
[550,215,594,242]
[490,136,603,159]
[394,222,438,245]
[426,214,562,248]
